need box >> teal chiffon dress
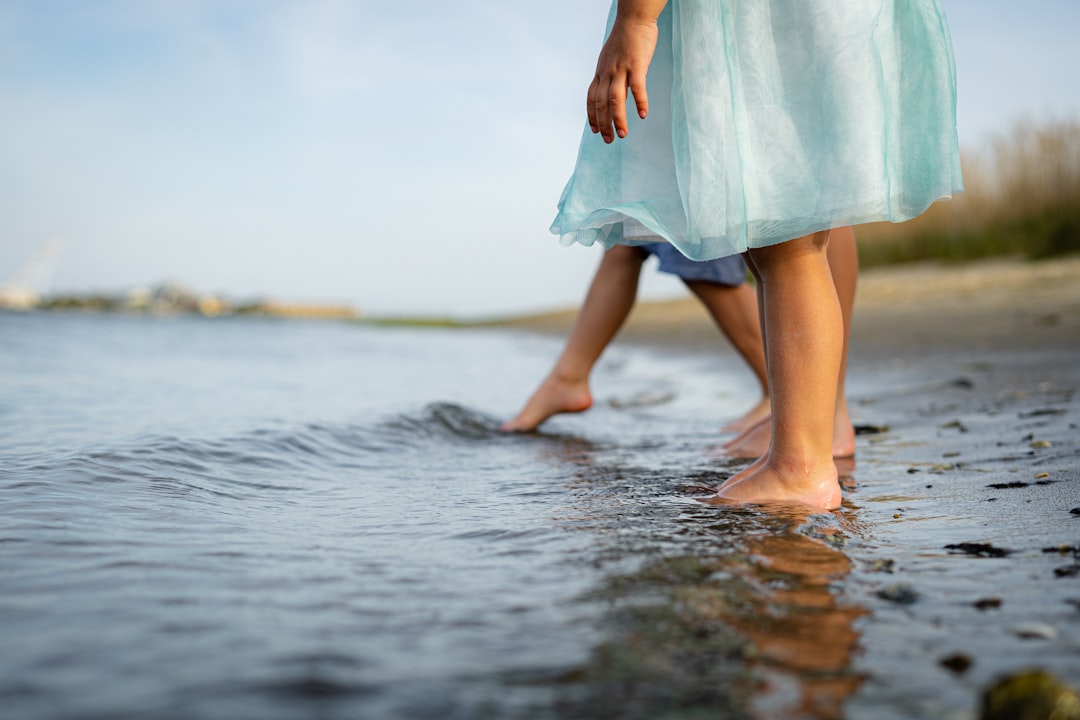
[551,0,964,261]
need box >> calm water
[0,312,803,719]
[3,312,1077,720]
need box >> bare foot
[721,417,771,459]
[720,398,771,435]
[706,459,841,511]
[722,415,857,460]
[500,373,593,432]
[718,455,766,490]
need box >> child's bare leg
[501,246,645,432]
[716,253,768,483]
[712,231,843,510]
[723,227,858,460]
[682,279,770,433]
[827,226,857,459]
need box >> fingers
[587,72,632,144]
[587,75,620,143]
[585,18,659,142]
[607,78,629,142]
[587,77,601,134]
[628,72,649,121]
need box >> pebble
[1011,622,1058,640]
[869,558,896,573]
[980,669,1080,720]
[944,542,1013,558]
[876,583,919,605]
[940,653,973,674]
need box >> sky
[2,0,1078,319]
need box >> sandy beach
[505,255,1080,356]
[502,255,1080,718]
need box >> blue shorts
[638,243,746,287]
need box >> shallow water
[2,312,1077,720]
[0,313,782,719]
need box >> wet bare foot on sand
[720,453,856,491]
[717,455,765,490]
[720,398,772,435]
[705,460,842,511]
[500,373,592,432]
[722,413,857,460]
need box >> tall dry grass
[855,118,1080,266]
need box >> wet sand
[501,256,1080,718]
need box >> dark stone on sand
[986,481,1030,489]
[974,597,1003,610]
[1020,408,1067,418]
[1070,507,1080,516]
[876,583,918,604]
[1013,623,1058,640]
[944,543,1014,558]
[1041,544,1079,554]
[1045,546,1080,578]
[853,423,888,435]
[869,558,896,573]
[940,653,973,674]
[980,670,1080,720]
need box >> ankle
[549,364,590,386]
[765,449,837,479]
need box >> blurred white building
[0,240,62,310]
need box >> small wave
[0,402,517,504]
[608,389,677,409]
[449,526,554,542]
[378,402,505,443]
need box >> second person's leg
[501,245,646,431]
[683,279,770,433]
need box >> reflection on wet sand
[691,463,865,718]
[732,519,865,720]
[540,435,867,719]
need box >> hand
[587,17,659,143]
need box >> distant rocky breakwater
[1,281,360,320]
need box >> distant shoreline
[10,256,1079,348]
